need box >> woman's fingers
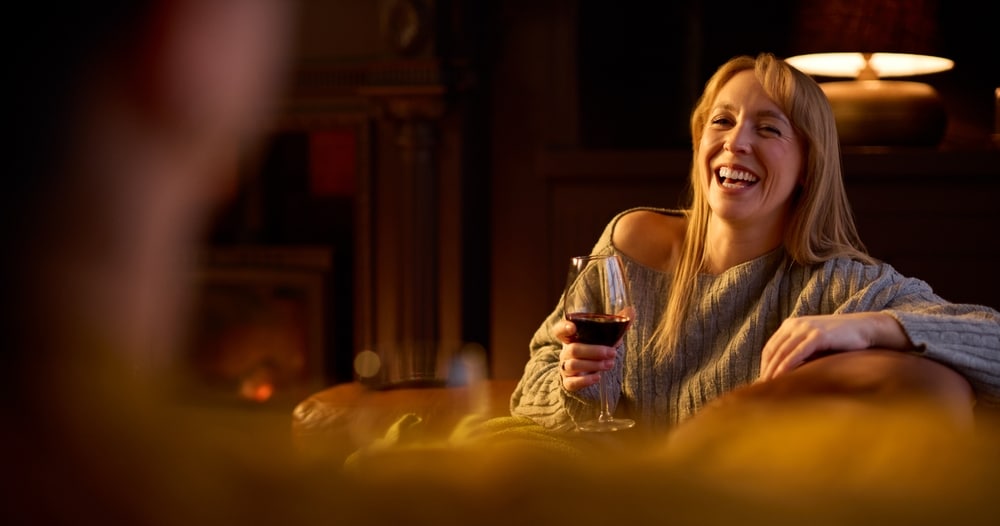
[760,332,795,380]
[760,327,817,381]
[555,320,576,343]
[560,355,613,376]
[558,316,616,392]
[760,314,871,381]
[559,342,615,391]
[562,371,600,391]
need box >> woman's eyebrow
[757,109,791,125]
[712,102,736,114]
[712,103,790,124]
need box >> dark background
[205,0,1000,383]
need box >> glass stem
[598,371,613,422]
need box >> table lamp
[785,0,953,148]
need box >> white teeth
[718,166,759,183]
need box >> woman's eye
[759,125,782,136]
[710,116,733,127]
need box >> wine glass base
[577,417,636,433]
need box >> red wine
[566,312,630,346]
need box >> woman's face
[698,69,803,234]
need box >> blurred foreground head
[3,0,297,399]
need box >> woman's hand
[556,320,617,392]
[758,312,911,382]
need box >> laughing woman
[510,53,1000,433]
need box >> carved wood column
[280,0,486,385]
[357,84,463,386]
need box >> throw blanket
[345,414,590,468]
[336,408,1000,526]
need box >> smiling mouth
[716,166,759,189]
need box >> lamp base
[820,80,947,148]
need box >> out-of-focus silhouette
[0,2,337,524]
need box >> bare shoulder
[611,209,686,271]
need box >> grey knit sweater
[510,207,1000,432]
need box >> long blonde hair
[653,53,874,354]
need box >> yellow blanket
[339,407,1000,526]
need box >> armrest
[724,349,975,427]
[662,349,978,482]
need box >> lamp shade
[790,0,946,61]
[786,0,952,147]
[786,52,952,80]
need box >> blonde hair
[653,53,874,354]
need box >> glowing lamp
[787,1,953,148]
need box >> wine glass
[563,254,635,432]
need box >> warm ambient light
[787,1,955,148]
[786,52,954,79]
[785,52,954,148]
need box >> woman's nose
[723,124,752,153]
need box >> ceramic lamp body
[821,80,947,147]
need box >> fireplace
[182,246,333,409]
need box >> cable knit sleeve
[508,304,597,431]
[890,303,1000,407]
[821,259,1000,407]
[509,212,627,431]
